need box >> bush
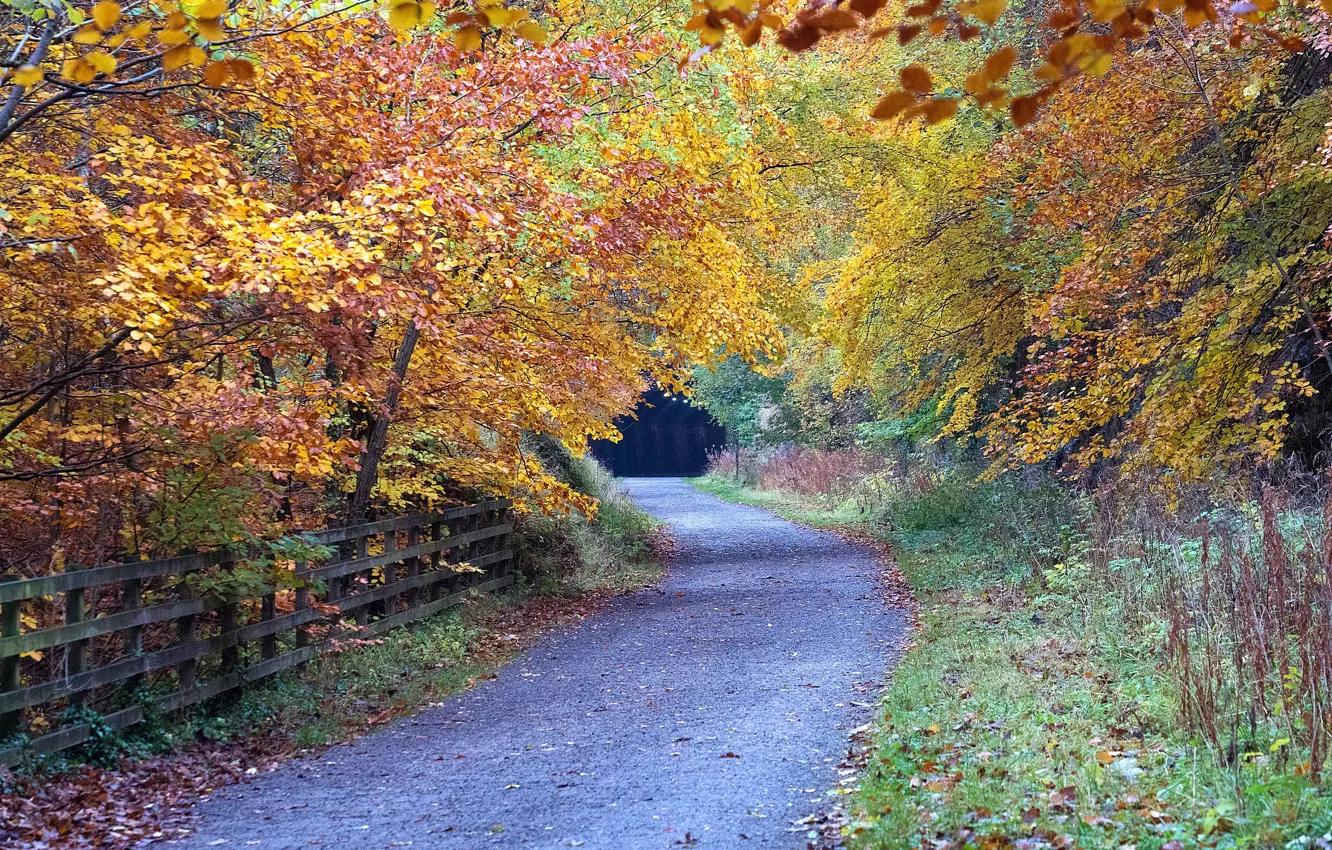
[514,435,663,595]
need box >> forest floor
[165,478,908,850]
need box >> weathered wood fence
[0,500,513,766]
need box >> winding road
[172,478,906,849]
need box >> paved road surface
[172,478,905,850]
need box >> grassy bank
[690,470,1332,850]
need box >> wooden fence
[0,500,513,766]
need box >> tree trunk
[345,322,421,525]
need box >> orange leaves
[687,1,785,54]
[1182,0,1218,27]
[162,44,207,72]
[847,0,888,17]
[776,24,819,52]
[872,48,1017,125]
[515,22,548,44]
[871,90,916,120]
[204,60,230,87]
[1009,95,1040,127]
[384,0,545,48]
[62,59,100,84]
[808,6,860,31]
[158,17,192,45]
[739,0,1309,131]
[452,25,483,50]
[685,12,728,47]
[193,0,229,41]
[869,65,937,123]
[7,65,43,86]
[921,97,959,123]
[957,0,1006,26]
[1087,0,1126,22]
[202,58,256,87]
[900,64,933,94]
[872,94,958,124]
[982,46,1017,82]
[86,51,118,75]
[871,76,956,125]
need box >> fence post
[0,574,21,738]
[430,520,445,601]
[122,576,143,696]
[376,528,396,620]
[177,581,198,694]
[464,511,482,588]
[219,554,240,673]
[294,558,311,650]
[64,561,86,705]
[405,525,420,610]
[496,504,511,579]
[261,566,277,661]
[354,533,370,628]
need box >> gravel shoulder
[169,478,906,850]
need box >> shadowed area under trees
[589,390,728,477]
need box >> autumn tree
[0,3,789,575]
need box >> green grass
[689,473,1332,850]
[687,474,877,530]
[847,595,1332,849]
[168,608,494,753]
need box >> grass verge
[689,473,1332,850]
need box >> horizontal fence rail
[0,500,514,766]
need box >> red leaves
[847,0,889,17]
[809,7,861,31]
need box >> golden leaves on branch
[871,90,915,119]
[387,1,436,32]
[38,1,258,90]
[385,0,548,48]
[92,1,121,31]
[686,0,780,54]
[203,57,256,87]
[7,66,43,86]
[193,0,230,41]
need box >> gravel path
[172,478,906,850]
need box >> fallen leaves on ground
[0,584,638,848]
[0,742,280,848]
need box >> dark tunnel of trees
[589,389,727,477]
